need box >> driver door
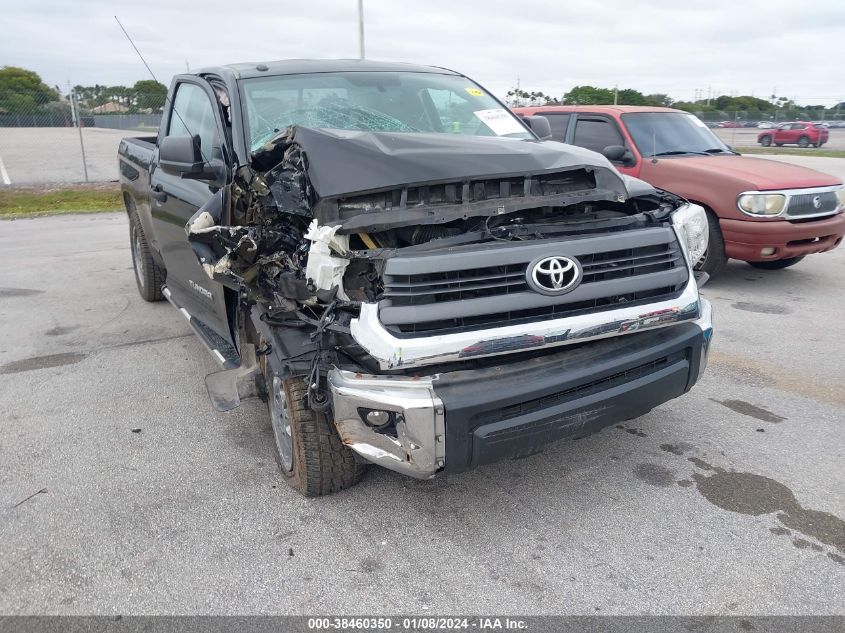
[149,78,235,349]
[569,114,640,177]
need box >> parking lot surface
[1,161,844,615]
[714,127,845,150]
[0,127,146,185]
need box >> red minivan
[513,106,845,276]
[758,122,828,148]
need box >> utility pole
[613,84,618,106]
[67,81,89,183]
[357,0,365,59]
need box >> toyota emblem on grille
[812,195,822,209]
[527,255,582,295]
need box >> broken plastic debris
[304,220,350,300]
[186,211,217,234]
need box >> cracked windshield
[241,71,532,150]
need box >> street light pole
[358,0,365,59]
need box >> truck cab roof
[197,58,461,80]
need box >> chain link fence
[0,90,163,186]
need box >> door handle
[150,184,168,203]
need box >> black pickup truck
[118,59,713,496]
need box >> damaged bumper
[328,370,446,479]
[331,300,713,478]
[351,274,703,371]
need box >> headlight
[672,203,709,266]
[737,193,786,215]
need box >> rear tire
[760,136,772,147]
[129,211,166,302]
[775,143,784,147]
[748,256,805,270]
[798,136,810,148]
[694,207,728,279]
[264,369,365,497]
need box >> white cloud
[2,0,843,105]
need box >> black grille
[787,191,839,216]
[378,226,689,337]
[383,242,683,307]
[388,285,681,336]
[473,353,681,428]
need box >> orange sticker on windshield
[465,88,484,97]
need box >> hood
[263,127,627,199]
[652,154,841,191]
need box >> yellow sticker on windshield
[465,88,484,97]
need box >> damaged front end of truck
[186,125,711,478]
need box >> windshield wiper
[652,150,708,157]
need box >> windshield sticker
[687,114,707,128]
[473,108,525,136]
[465,88,484,97]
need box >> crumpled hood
[655,155,841,191]
[270,127,627,199]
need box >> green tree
[644,93,673,107]
[615,88,647,105]
[133,79,167,111]
[564,85,608,105]
[0,66,60,113]
[563,85,615,105]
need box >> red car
[513,105,845,276]
[758,122,829,148]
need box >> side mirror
[524,115,552,140]
[159,135,204,177]
[159,135,226,184]
[602,145,635,166]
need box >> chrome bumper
[351,276,703,370]
[327,370,445,479]
[332,299,713,478]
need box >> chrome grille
[787,191,839,217]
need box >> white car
[757,121,776,129]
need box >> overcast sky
[3,0,844,106]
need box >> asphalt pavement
[0,175,844,614]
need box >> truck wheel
[129,212,166,302]
[798,136,810,148]
[748,256,804,270]
[759,135,772,147]
[265,370,365,496]
[694,207,727,278]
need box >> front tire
[129,211,166,302]
[694,208,728,278]
[264,370,365,496]
[748,256,805,270]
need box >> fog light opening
[358,407,395,429]
[760,247,777,257]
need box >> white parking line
[0,150,11,185]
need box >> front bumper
[351,274,702,371]
[721,213,845,261]
[329,299,712,479]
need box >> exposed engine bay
[184,125,685,405]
